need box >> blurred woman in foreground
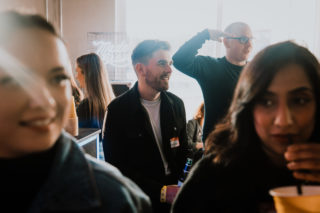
[0,11,151,213]
[172,41,320,212]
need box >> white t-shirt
[141,97,170,175]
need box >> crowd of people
[1,9,320,213]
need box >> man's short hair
[131,40,170,65]
[224,22,250,34]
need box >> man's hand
[160,185,180,204]
[285,143,320,183]
[196,142,204,150]
[208,29,230,42]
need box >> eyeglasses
[226,36,253,44]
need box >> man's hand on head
[208,29,230,42]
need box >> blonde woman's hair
[76,53,115,124]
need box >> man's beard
[145,77,169,92]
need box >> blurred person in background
[0,10,151,213]
[172,41,320,212]
[186,102,204,162]
[75,53,114,131]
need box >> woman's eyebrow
[49,66,65,73]
[0,76,11,85]
[289,87,313,95]
[261,91,275,96]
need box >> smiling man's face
[143,49,173,92]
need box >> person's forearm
[173,29,210,76]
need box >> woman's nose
[274,104,293,127]
[28,84,56,109]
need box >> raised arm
[173,29,227,78]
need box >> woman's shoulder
[85,155,152,212]
[190,151,252,179]
[78,98,89,108]
[172,154,239,212]
[188,153,217,178]
[77,98,90,117]
[56,135,152,212]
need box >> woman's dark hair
[205,41,320,164]
[76,53,114,123]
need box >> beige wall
[0,0,46,15]
[0,0,119,70]
[115,0,126,32]
[62,0,116,67]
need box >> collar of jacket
[130,81,178,148]
[129,82,175,112]
[129,82,177,133]
[29,133,101,213]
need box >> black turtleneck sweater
[173,29,244,141]
[0,143,57,212]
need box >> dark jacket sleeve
[103,104,164,203]
[177,98,193,164]
[186,119,198,152]
[172,29,211,79]
[88,155,153,213]
[103,104,123,165]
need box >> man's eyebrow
[157,59,173,64]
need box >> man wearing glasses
[173,22,253,143]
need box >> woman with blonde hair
[76,53,114,130]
